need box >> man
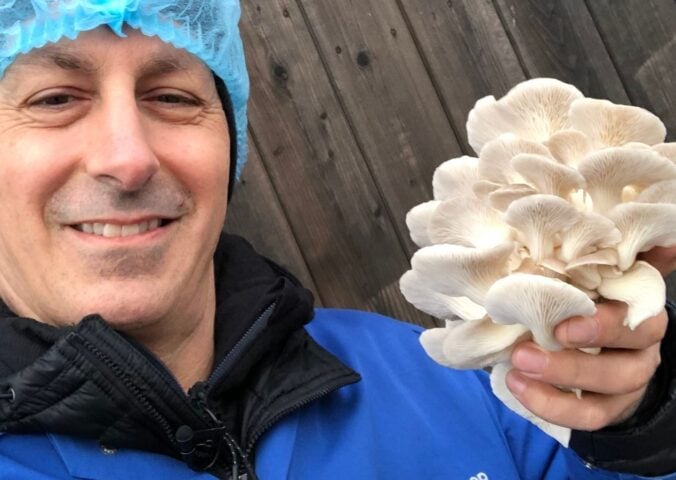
[0,1,674,479]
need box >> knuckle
[624,354,658,393]
[582,404,611,431]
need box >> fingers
[554,301,668,350]
[511,341,661,395]
[505,370,646,431]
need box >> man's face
[0,27,230,328]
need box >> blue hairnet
[0,0,250,179]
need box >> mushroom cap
[504,194,581,263]
[512,153,586,198]
[653,143,676,163]
[569,98,667,148]
[419,319,530,369]
[428,197,514,249]
[467,79,583,153]
[545,129,592,168]
[565,249,619,291]
[608,202,676,271]
[636,179,676,204]
[489,184,538,211]
[597,261,666,329]
[410,243,514,304]
[473,180,503,199]
[399,270,487,321]
[405,200,441,247]
[577,147,676,213]
[485,273,597,351]
[558,212,621,263]
[490,363,572,446]
[478,134,553,184]
[432,156,481,200]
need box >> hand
[504,245,674,432]
[505,302,666,430]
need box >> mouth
[69,218,175,238]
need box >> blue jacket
[1,308,674,480]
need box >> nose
[85,92,160,191]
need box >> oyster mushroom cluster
[400,78,676,445]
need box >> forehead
[3,26,210,81]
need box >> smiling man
[0,2,675,480]
[0,28,231,387]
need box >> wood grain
[493,0,629,102]
[240,1,434,325]
[296,0,464,255]
[231,0,676,321]
[397,0,526,152]
[585,0,675,138]
[224,137,322,304]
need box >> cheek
[0,132,78,223]
[152,128,230,211]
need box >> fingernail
[512,346,547,374]
[506,371,527,395]
[566,317,598,345]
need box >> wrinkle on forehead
[3,28,208,82]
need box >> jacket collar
[0,234,360,474]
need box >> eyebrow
[11,45,196,78]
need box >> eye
[154,93,200,106]
[30,93,78,108]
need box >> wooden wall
[224,0,676,328]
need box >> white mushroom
[569,98,667,149]
[428,197,514,249]
[636,179,676,204]
[597,261,667,330]
[420,319,530,370]
[410,243,514,305]
[399,270,487,321]
[478,134,552,184]
[405,200,441,247]
[473,180,503,199]
[577,147,676,213]
[488,184,538,212]
[490,363,572,446]
[653,143,676,163]
[565,249,619,291]
[545,130,592,168]
[558,212,621,263]
[608,202,676,271]
[485,273,597,351]
[504,195,581,263]
[467,79,583,153]
[511,153,586,198]
[432,156,481,200]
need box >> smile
[71,219,172,238]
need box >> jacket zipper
[207,303,276,384]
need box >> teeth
[76,219,165,238]
[121,224,140,237]
[103,224,121,238]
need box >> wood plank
[241,1,435,326]
[492,0,629,102]
[585,0,675,139]
[580,0,676,297]
[224,137,322,305]
[396,0,526,152]
[294,0,464,254]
